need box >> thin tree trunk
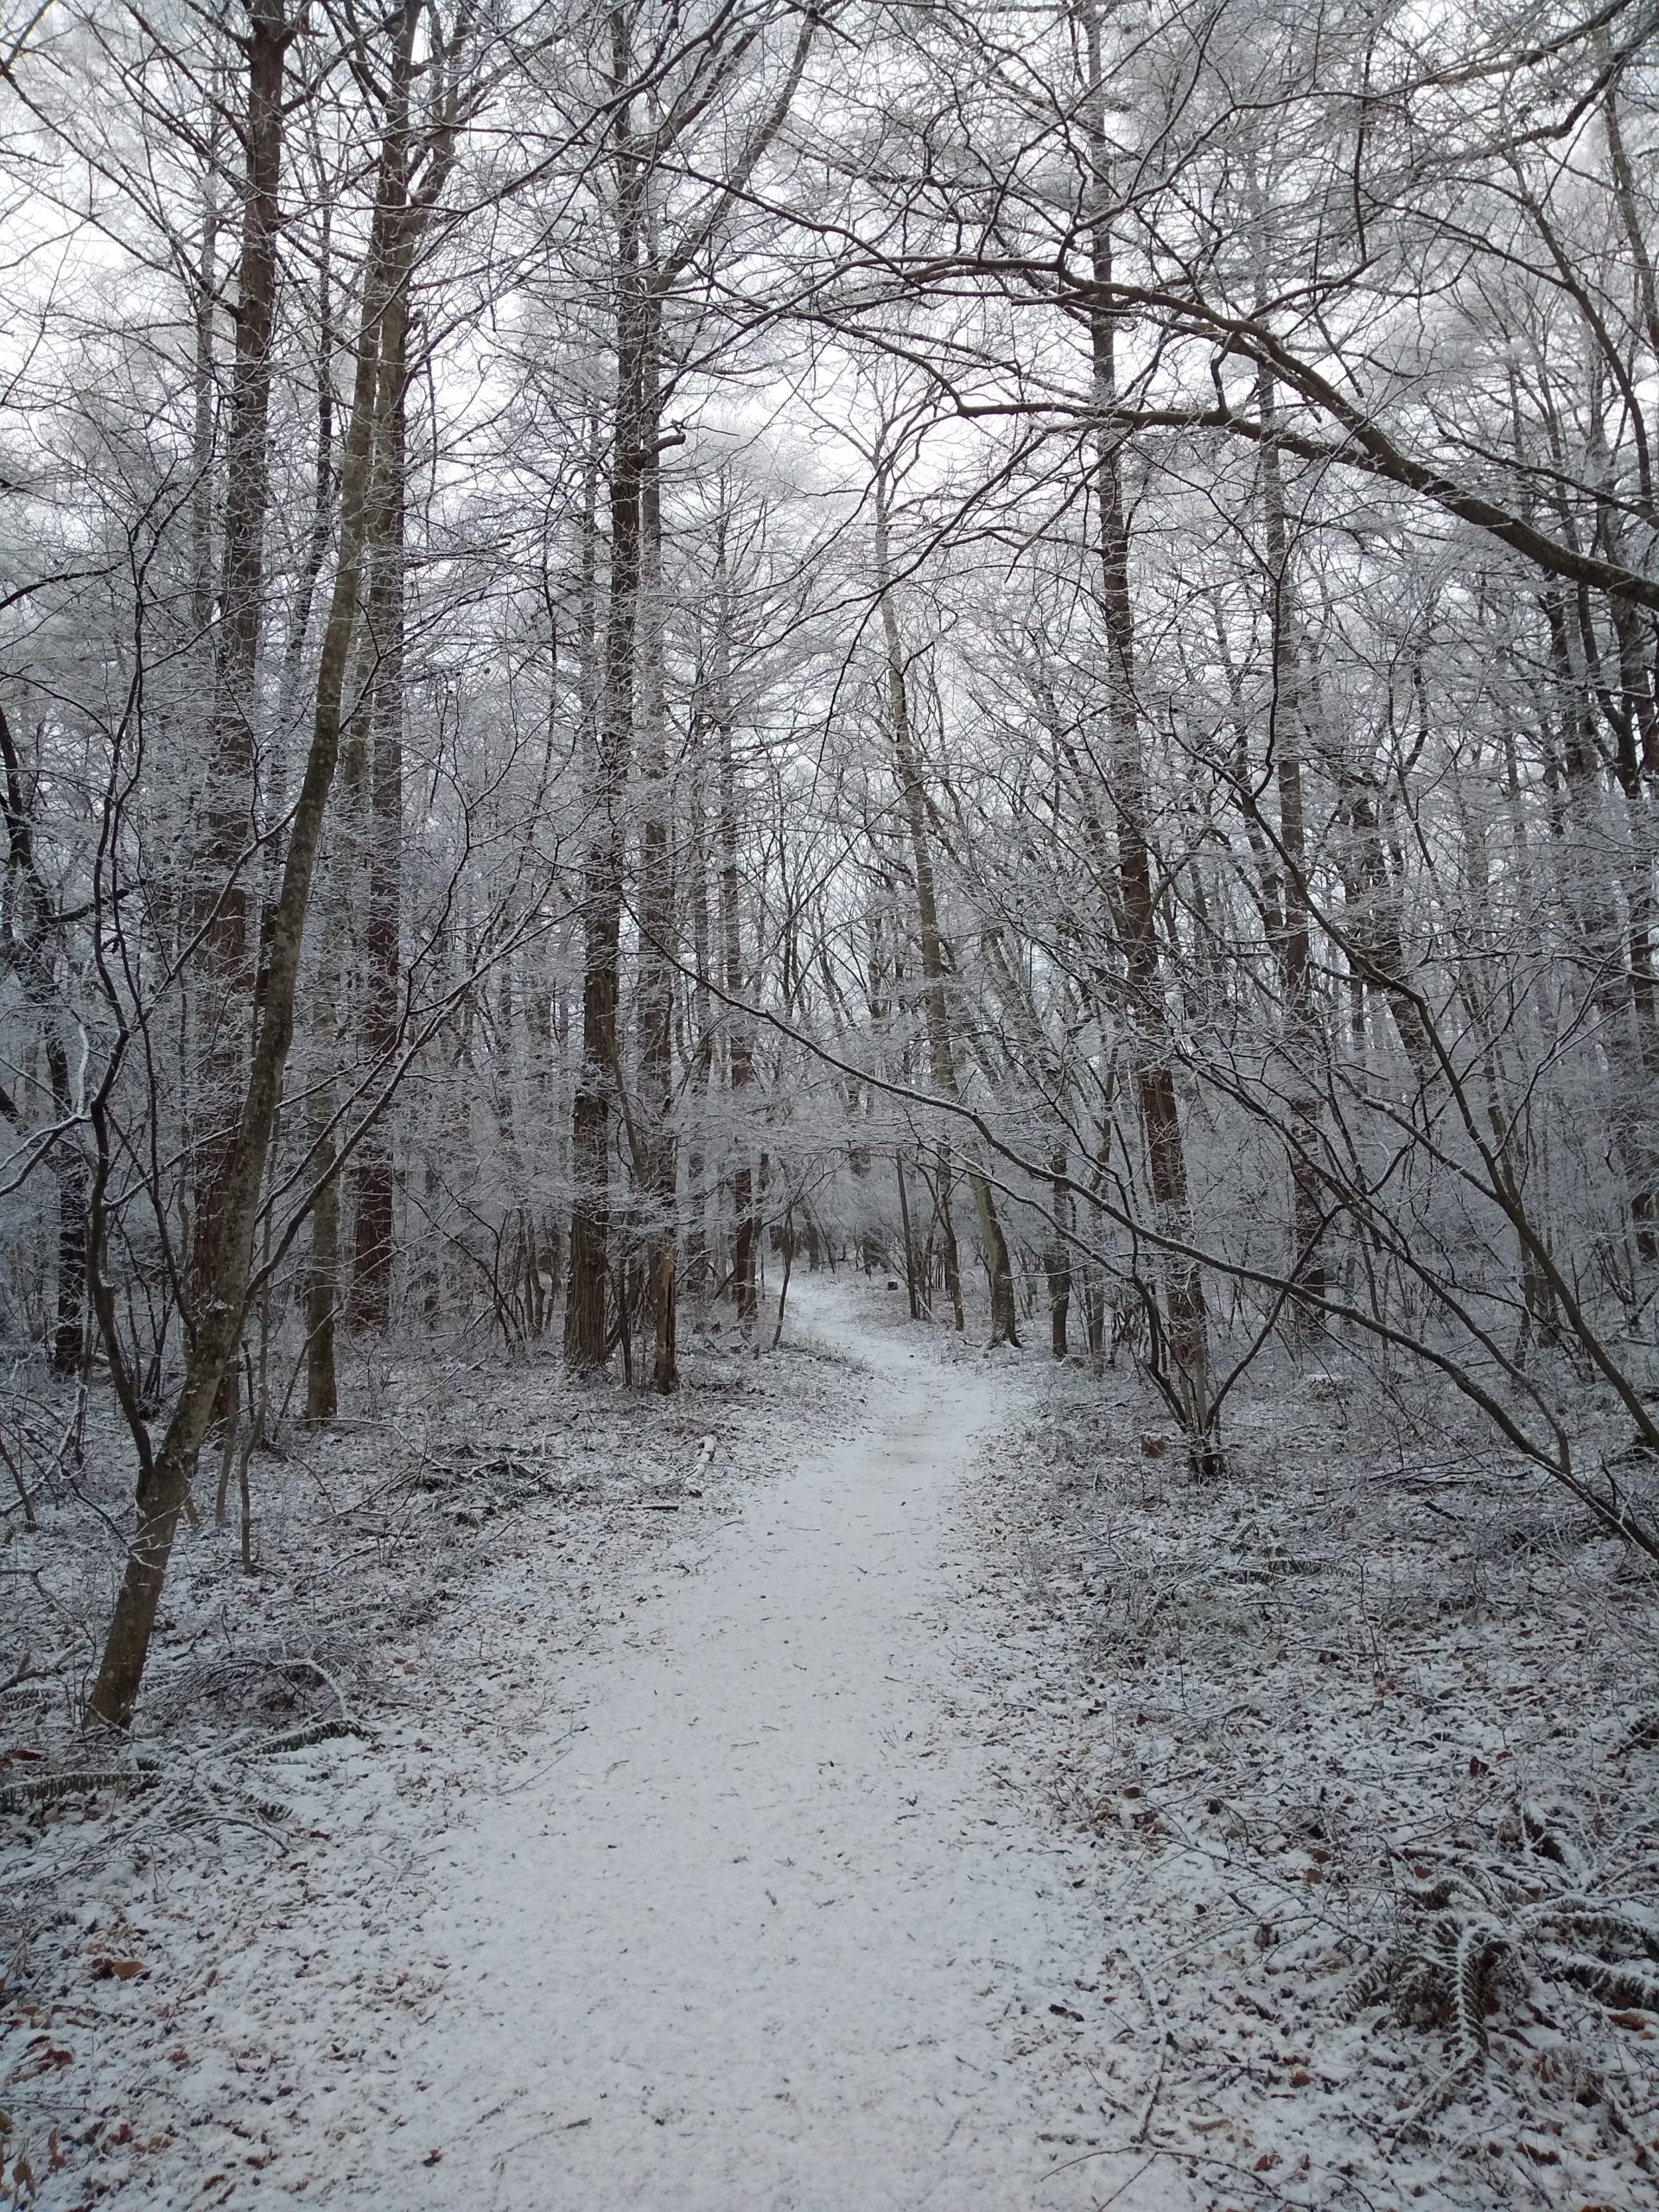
[273,200,335,824]
[874,465,1017,1346]
[919,1146,965,1332]
[347,255,407,1328]
[897,1154,920,1319]
[715,518,758,1332]
[1081,0,1216,1467]
[565,23,641,1370]
[189,147,220,643]
[684,737,715,1294]
[1046,1148,1071,1357]
[302,1077,340,1421]
[637,287,677,1392]
[770,1205,795,1349]
[0,707,86,1373]
[1257,364,1328,1332]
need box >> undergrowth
[977,1351,1659,2210]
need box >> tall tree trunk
[636,289,677,1392]
[309,109,413,1400]
[1257,365,1328,1332]
[706,505,757,1330]
[302,1075,340,1421]
[273,202,335,819]
[683,736,715,1295]
[719,640,757,1333]
[189,150,220,643]
[565,23,641,1371]
[191,0,292,1318]
[86,4,442,1728]
[348,265,407,1328]
[0,707,86,1373]
[1082,0,1217,1467]
[302,639,377,1422]
[1540,594,1659,1258]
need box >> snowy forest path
[372,1281,1173,2210]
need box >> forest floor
[3,1281,1659,2210]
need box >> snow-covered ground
[345,1281,1170,2210]
[983,1352,1659,2210]
[7,1281,1659,2211]
[3,1282,1186,2210]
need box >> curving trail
[367,1285,1179,2211]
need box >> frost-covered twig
[0,1764,156,1815]
[239,1713,375,1758]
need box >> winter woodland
[5,2,1659,2206]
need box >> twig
[1125,1955,1170,2145]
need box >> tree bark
[190,0,293,1316]
[720,649,757,1333]
[565,17,642,1371]
[636,287,678,1392]
[348,251,408,1328]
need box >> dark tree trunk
[191,0,293,1313]
[1046,1150,1071,1358]
[0,707,86,1374]
[637,289,678,1392]
[566,25,643,1371]
[715,526,758,1332]
[348,265,408,1329]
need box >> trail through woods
[4,1289,1190,2210]
[361,1284,1166,2209]
[11,1287,1659,2208]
